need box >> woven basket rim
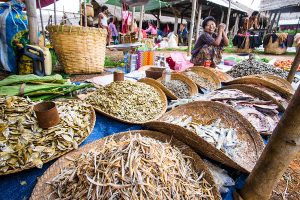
[145,101,265,173]
[0,104,96,176]
[30,130,222,200]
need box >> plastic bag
[168,33,178,48]
[0,0,28,73]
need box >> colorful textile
[145,25,157,35]
[191,44,223,66]
[137,50,154,69]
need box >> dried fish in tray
[85,81,166,124]
[31,131,221,200]
[0,96,95,175]
[161,79,191,99]
[184,71,216,91]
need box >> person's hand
[218,23,226,32]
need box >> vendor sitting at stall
[191,16,229,67]
[145,21,157,36]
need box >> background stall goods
[86,81,163,123]
[227,57,292,80]
[274,59,300,71]
[161,80,190,99]
[0,96,93,174]
[48,134,215,199]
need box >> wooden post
[287,49,300,83]
[37,0,45,46]
[240,84,300,200]
[276,11,282,28]
[233,13,240,35]
[220,9,224,23]
[138,5,144,41]
[188,0,197,56]
[79,0,82,26]
[225,0,231,33]
[208,8,211,16]
[54,0,57,25]
[84,0,87,27]
[268,11,278,33]
[131,7,135,32]
[196,3,202,40]
[174,15,178,34]
[25,0,38,45]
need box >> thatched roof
[260,0,300,12]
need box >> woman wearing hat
[191,16,229,67]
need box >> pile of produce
[207,89,280,134]
[161,80,191,99]
[274,59,300,71]
[86,81,164,123]
[227,57,290,80]
[0,96,93,174]
[184,71,216,91]
[0,74,93,101]
[47,134,215,199]
[164,115,244,163]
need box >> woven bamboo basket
[145,101,265,173]
[236,36,253,53]
[0,105,96,176]
[264,38,287,55]
[206,67,233,82]
[30,130,221,200]
[224,76,293,100]
[47,25,107,74]
[219,84,286,112]
[184,66,221,90]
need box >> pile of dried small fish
[86,81,164,123]
[164,115,245,162]
[184,71,215,91]
[227,57,294,80]
[161,80,191,99]
[207,89,280,134]
[0,96,93,174]
[47,134,215,200]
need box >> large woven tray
[224,76,293,100]
[184,66,222,90]
[30,130,222,200]
[91,83,167,124]
[0,104,96,176]
[145,101,265,173]
[218,84,286,112]
[206,67,233,82]
[139,73,198,100]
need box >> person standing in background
[178,24,188,46]
[108,17,119,44]
[98,5,110,45]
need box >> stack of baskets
[236,36,253,53]
[47,25,107,74]
[264,37,287,55]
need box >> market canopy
[260,0,300,12]
[105,0,174,12]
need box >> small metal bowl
[33,102,60,129]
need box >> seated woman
[145,21,157,36]
[191,16,229,67]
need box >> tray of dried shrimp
[139,73,198,100]
[145,101,265,173]
[0,96,95,175]
[183,67,221,90]
[30,130,221,200]
[85,81,167,124]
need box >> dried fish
[86,81,164,123]
[161,80,191,99]
[0,96,93,174]
[47,134,215,200]
[184,71,215,91]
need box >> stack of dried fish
[161,80,190,99]
[0,96,93,174]
[207,89,280,134]
[184,71,215,91]
[47,134,215,200]
[86,81,164,123]
[164,115,244,162]
[227,57,292,80]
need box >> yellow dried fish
[0,96,93,175]
[47,134,215,200]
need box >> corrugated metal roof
[260,0,300,11]
[207,0,248,13]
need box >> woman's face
[204,20,216,34]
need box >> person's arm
[145,26,152,33]
[222,30,229,46]
[98,13,104,28]
[212,23,226,46]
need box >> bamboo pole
[268,11,278,33]
[220,9,224,23]
[196,4,202,40]
[188,0,197,56]
[37,0,45,46]
[79,0,82,26]
[138,5,144,41]
[174,15,178,34]
[233,14,239,35]
[25,0,38,45]
[131,7,135,32]
[54,0,57,25]
[84,0,87,27]
[240,84,300,200]
[225,0,231,33]
[276,11,282,28]
[287,49,300,83]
